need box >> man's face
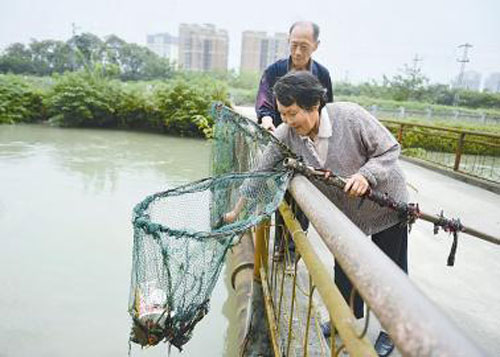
[277,101,319,137]
[289,25,318,70]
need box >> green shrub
[45,72,120,127]
[0,74,45,124]
[384,123,500,157]
[114,85,160,130]
[339,95,500,117]
[229,87,256,106]
[154,79,230,137]
[3,73,231,138]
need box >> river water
[0,125,237,356]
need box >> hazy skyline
[1,0,499,84]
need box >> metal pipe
[260,266,282,357]
[284,157,500,246]
[254,221,270,282]
[289,175,486,357]
[227,232,254,351]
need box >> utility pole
[71,22,80,37]
[453,43,473,106]
[412,54,423,72]
[70,23,81,71]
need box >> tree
[385,64,428,101]
[67,32,104,70]
[0,43,34,74]
[29,39,72,75]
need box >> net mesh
[128,103,293,350]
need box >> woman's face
[276,101,319,137]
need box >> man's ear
[313,40,320,52]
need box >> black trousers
[335,223,408,318]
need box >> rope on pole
[283,158,500,266]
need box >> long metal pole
[289,175,485,357]
[284,158,500,246]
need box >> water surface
[0,125,235,356]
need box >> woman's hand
[344,173,370,197]
[223,211,238,224]
[222,197,247,224]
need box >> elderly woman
[226,71,408,356]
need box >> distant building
[483,72,500,93]
[240,31,288,73]
[453,70,482,91]
[146,33,179,65]
[178,24,229,72]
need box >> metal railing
[368,105,500,126]
[252,176,485,356]
[254,207,376,357]
[381,119,500,183]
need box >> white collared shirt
[300,108,332,166]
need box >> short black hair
[273,71,326,111]
[289,22,320,42]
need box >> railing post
[254,221,269,281]
[397,124,404,146]
[426,107,432,119]
[454,132,466,171]
[399,106,405,118]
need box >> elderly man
[256,21,333,131]
[255,21,334,260]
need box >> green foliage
[22,72,230,137]
[229,87,257,106]
[45,71,121,127]
[0,33,174,81]
[154,79,230,137]
[338,95,500,118]
[453,90,500,110]
[0,43,35,74]
[383,64,429,101]
[0,74,45,124]
[335,74,500,112]
[114,85,160,130]
[384,122,500,157]
[228,70,260,90]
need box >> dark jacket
[255,57,333,126]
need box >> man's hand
[344,173,370,197]
[261,116,276,132]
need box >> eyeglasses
[290,42,312,53]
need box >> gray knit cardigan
[254,101,409,235]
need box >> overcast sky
[1,0,499,84]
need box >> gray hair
[289,22,320,42]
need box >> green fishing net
[128,104,293,350]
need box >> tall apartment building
[240,31,288,73]
[484,72,500,93]
[178,24,229,72]
[146,33,179,64]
